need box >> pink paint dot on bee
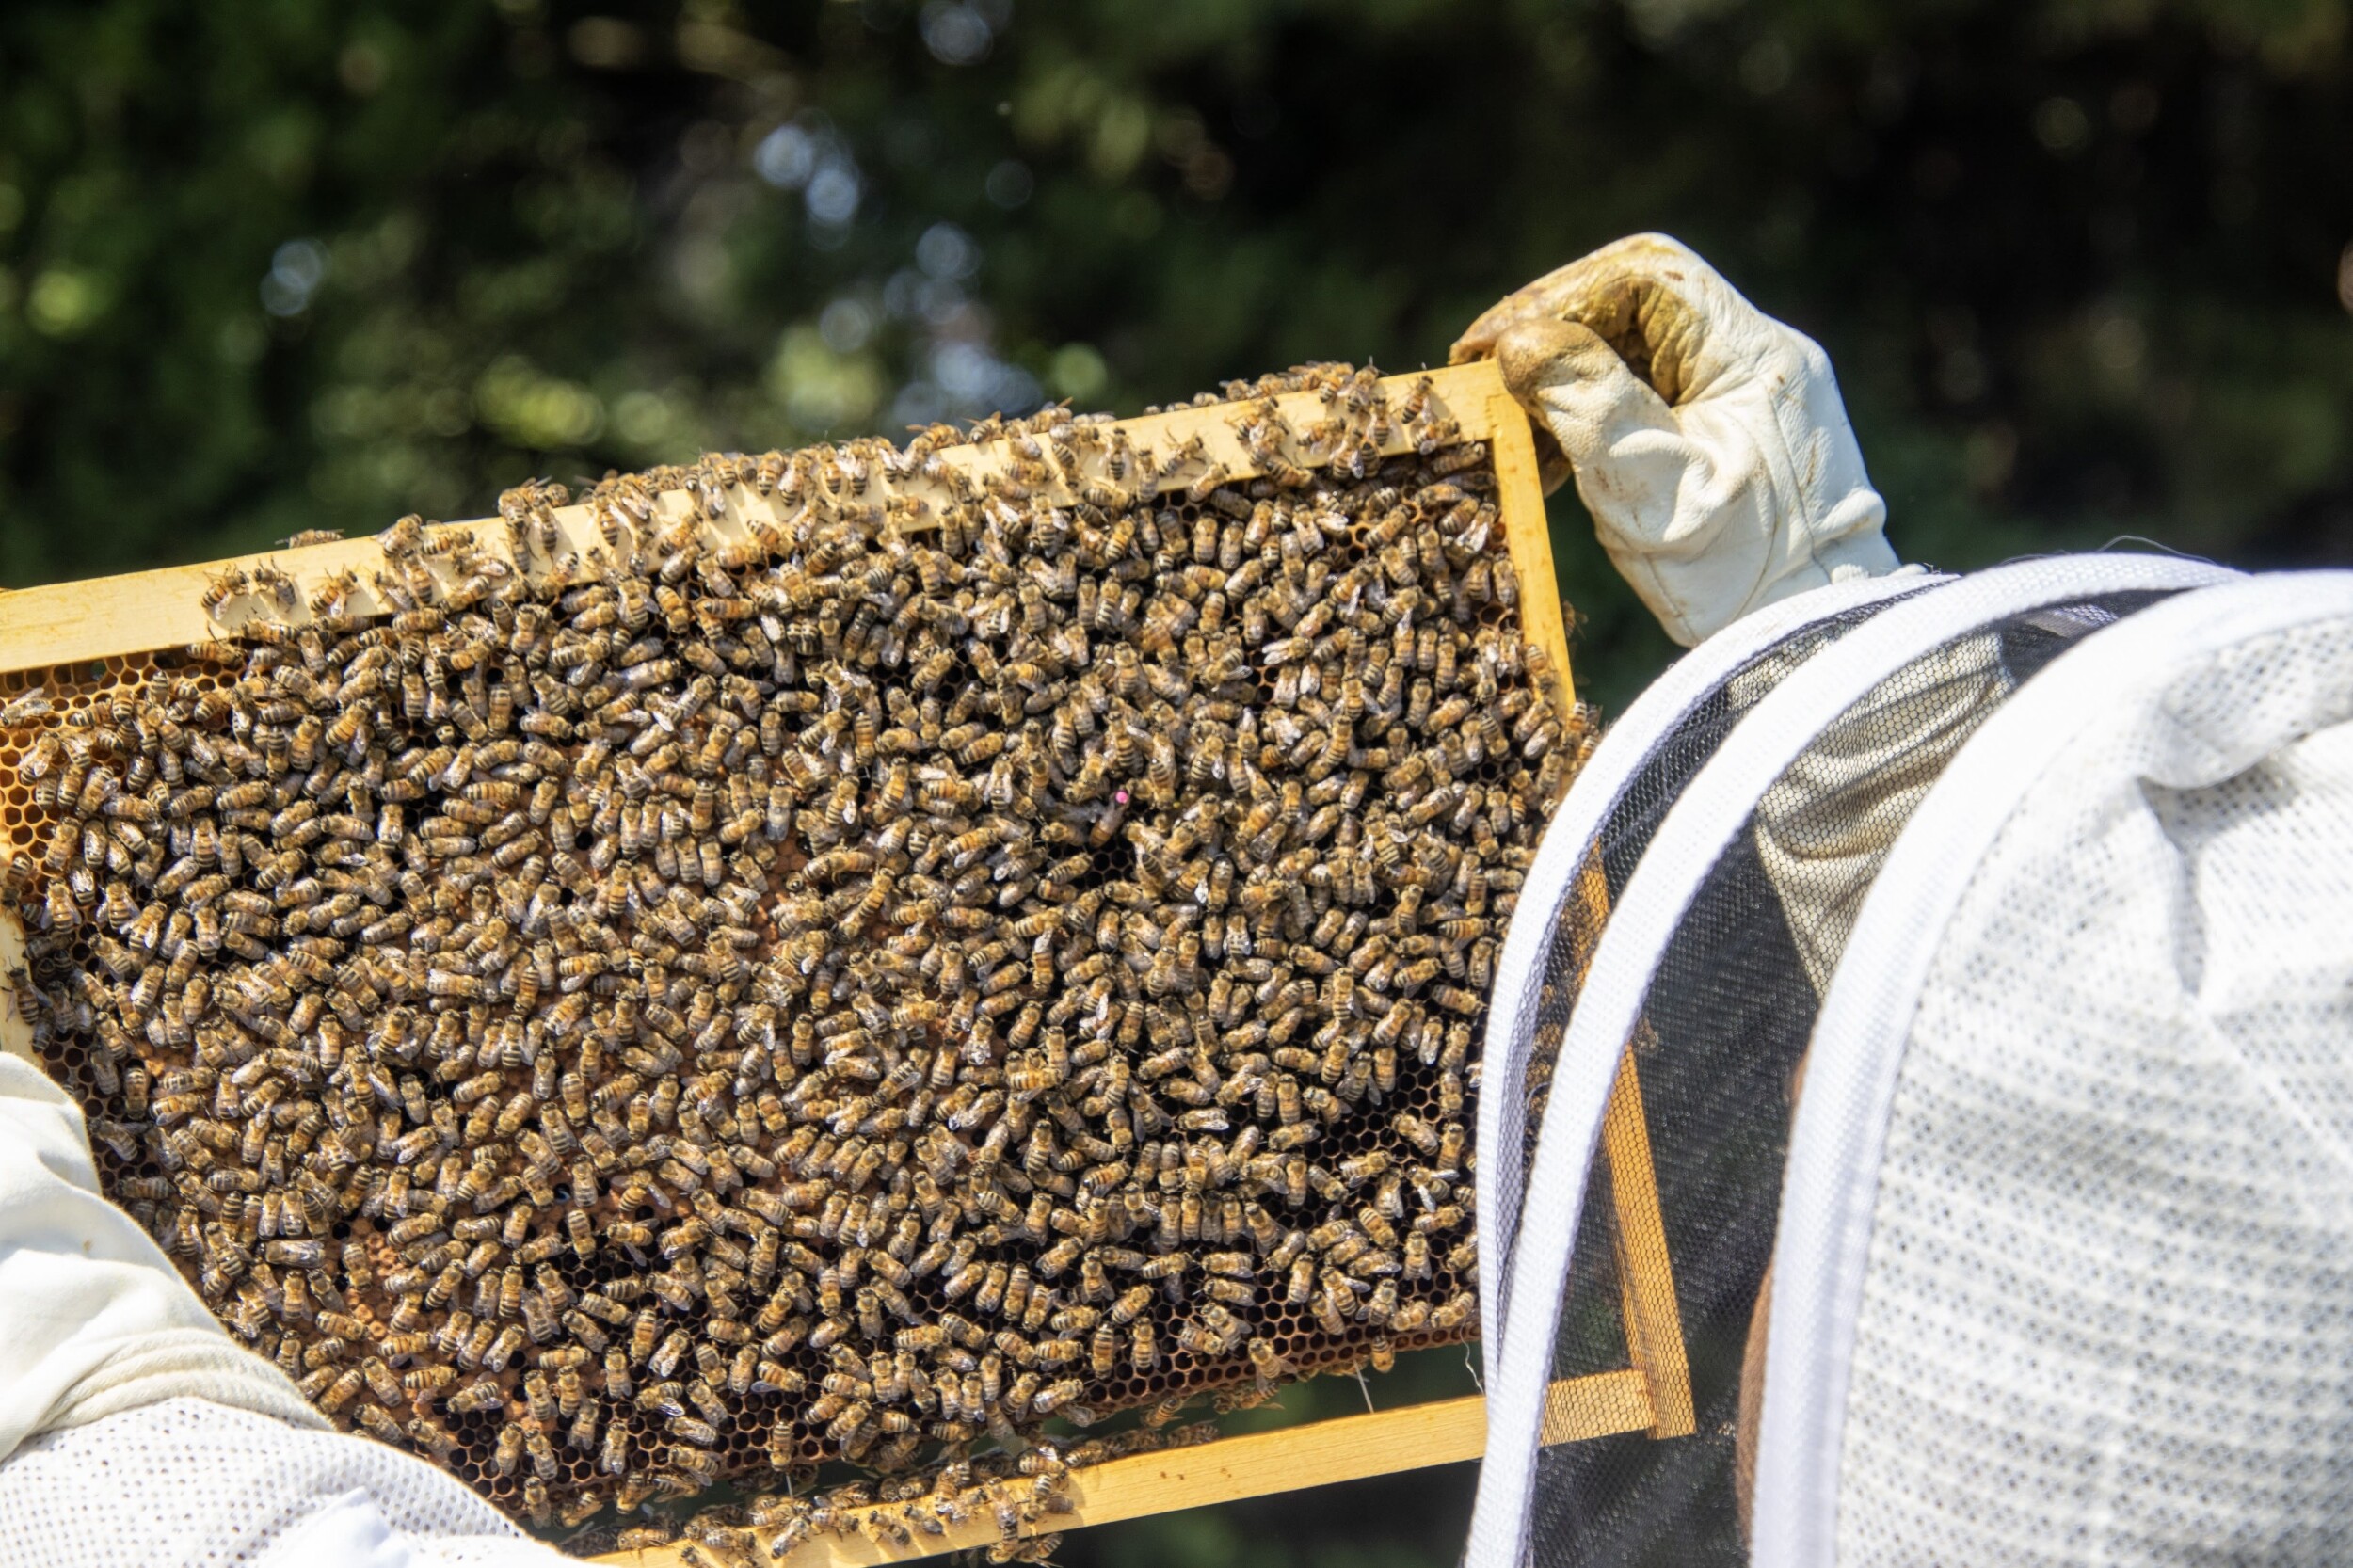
[1114,791,1129,804]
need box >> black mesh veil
[1466,556,2238,1568]
[1477,576,1943,1364]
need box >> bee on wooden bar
[199,568,248,620]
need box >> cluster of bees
[0,363,1582,1540]
[628,1420,1218,1563]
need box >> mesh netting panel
[1755,573,2353,1567]
[1486,584,1938,1360]
[1517,598,1922,1173]
[1525,588,2185,1567]
[0,1397,547,1567]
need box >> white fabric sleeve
[0,1397,561,1567]
[0,1050,324,1454]
[1750,632,2009,992]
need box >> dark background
[5,2,2352,1561]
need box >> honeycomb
[0,364,1583,1534]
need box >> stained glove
[1451,233,1899,647]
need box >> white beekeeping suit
[0,1045,563,1564]
[1458,232,2353,1567]
[1755,569,2353,1566]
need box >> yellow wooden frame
[0,360,1694,1560]
[0,362,1569,678]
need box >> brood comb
[0,360,1591,1535]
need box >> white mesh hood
[1755,570,2353,1567]
[1476,571,1945,1368]
[1469,554,2234,1568]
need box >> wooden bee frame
[0,359,1691,1561]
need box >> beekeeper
[1453,233,2353,1568]
[0,230,1909,1568]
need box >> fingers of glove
[1450,233,1712,361]
[1488,318,1593,492]
[1495,316,1678,480]
[1450,232,1742,407]
[1451,233,1698,360]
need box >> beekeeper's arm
[1453,235,2004,1528]
[0,1048,561,1564]
[1451,233,2001,990]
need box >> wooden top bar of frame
[0,360,1571,716]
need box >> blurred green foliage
[8,0,2353,714]
[5,0,2353,1558]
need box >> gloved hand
[1451,233,1899,647]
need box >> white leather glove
[1452,233,1899,647]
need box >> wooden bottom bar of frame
[594,1370,1655,1568]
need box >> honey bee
[249,563,300,614]
[199,567,248,619]
[0,688,56,732]
[316,1367,364,1414]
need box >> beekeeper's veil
[1752,568,2353,1565]
[1476,569,1945,1365]
[1468,553,2236,1567]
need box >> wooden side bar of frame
[1603,1037,1697,1438]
